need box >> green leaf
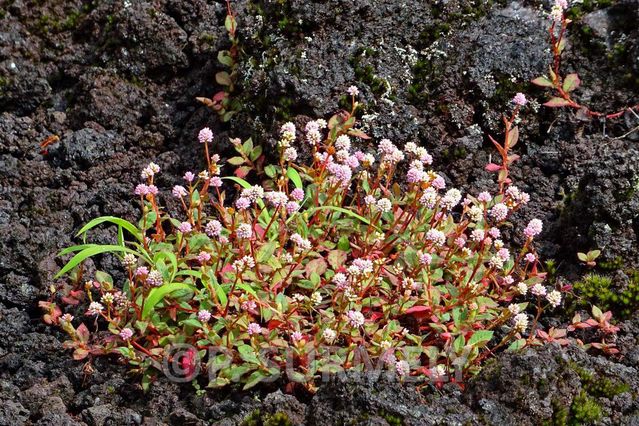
[257,241,278,263]
[243,370,270,390]
[337,235,350,251]
[216,71,232,86]
[250,145,263,162]
[300,206,378,230]
[577,252,588,262]
[264,165,278,178]
[142,283,197,319]
[327,250,347,270]
[76,216,143,242]
[217,50,233,67]
[453,334,465,353]
[543,97,572,108]
[562,73,580,92]
[305,258,328,277]
[242,138,254,153]
[55,245,142,279]
[224,14,236,33]
[507,338,526,351]
[531,76,554,88]
[467,330,494,347]
[212,280,228,307]
[287,167,303,189]
[227,156,245,166]
[238,345,260,364]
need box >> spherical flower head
[517,282,528,295]
[183,171,195,183]
[247,322,262,335]
[310,291,322,305]
[512,313,529,333]
[512,93,527,106]
[441,188,462,210]
[135,266,149,277]
[236,223,253,239]
[291,331,304,342]
[240,185,265,202]
[395,360,410,377]
[431,364,447,380]
[455,237,466,248]
[378,139,396,155]
[290,188,305,201]
[198,127,213,144]
[488,255,505,270]
[489,203,509,222]
[376,198,392,213]
[198,309,211,322]
[210,176,222,187]
[147,185,158,195]
[235,197,251,210]
[407,167,427,183]
[286,201,300,214]
[265,191,289,208]
[504,276,515,285]
[197,251,211,264]
[347,310,365,328]
[60,313,74,323]
[332,272,349,290]
[555,0,568,10]
[426,229,446,246]
[346,155,360,169]
[419,252,433,266]
[101,293,114,304]
[347,85,359,96]
[281,122,296,135]
[241,300,257,312]
[87,301,104,316]
[205,220,222,237]
[531,283,547,297]
[364,195,376,206]
[335,135,351,151]
[525,253,536,263]
[306,129,322,145]
[431,176,446,190]
[119,328,134,341]
[508,304,521,315]
[550,4,563,22]
[122,253,137,267]
[497,248,510,261]
[524,218,543,239]
[420,188,437,208]
[477,191,492,203]
[177,221,192,234]
[283,147,298,162]
[546,290,562,307]
[290,233,312,250]
[322,328,337,343]
[470,229,485,243]
[146,270,164,287]
[134,184,149,196]
[172,185,188,198]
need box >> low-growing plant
[533,0,638,130]
[197,0,242,122]
[47,89,588,391]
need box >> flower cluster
[48,89,577,391]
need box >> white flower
[516,282,528,295]
[311,291,322,305]
[376,198,392,213]
[323,328,337,343]
[426,229,446,246]
[546,290,562,307]
[508,304,521,315]
[512,313,528,332]
[531,283,547,297]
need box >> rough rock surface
[1,0,638,424]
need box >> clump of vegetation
[572,272,639,319]
[43,88,592,392]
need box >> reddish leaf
[485,163,501,172]
[543,97,572,108]
[347,129,371,139]
[76,323,90,343]
[73,348,89,360]
[562,73,580,92]
[405,305,432,319]
[305,258,328,277]
[234,166,251,178]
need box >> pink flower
[183,171,195,183]
[290,188,304,201]
[419,252,433,266]
[395,360,410,377]
[455,237,466,248]
[524,219,543,238]
[286,201,300,214]
[197,310,211,322]
[525,253,536,263]
[198,127,213,144]
[426,229,446,246]
[488,227,501,239]
[235,197,251,210]
[172,185,187,198]
[431,176,446,190]
[198,251,211,264]
[347,85,359,96]
[119,328,134,341]
[236,223,252,239]
[134,184,149,196]
[291,331,304,342]
[210,176,222,187]
[347,310,365,328]
[497,248,510,261]
[135,266,149,277]
[555,0,567,9]
[477,191,492,203]
[177,222,192,233]
[489,203,508,222]
[147,185,158,195]
[470,229,485,242]
[247,322,262,335]
[512,93,527,106]
[407,167,427,183]
[205,220,222,237]
[146,270,163,287]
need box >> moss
[571,391,602,424]
[379,410,403,426]
[571,271,639,318]
[241,410,293,426]
[349,48,393,98]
